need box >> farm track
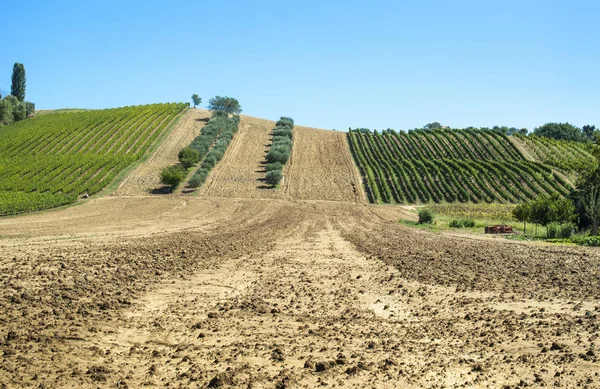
[1,117,599,388]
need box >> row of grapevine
[514,134,597,173]
[348,129,573,204]
[0,103,188,215]
[352,128,524,162]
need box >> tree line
[0,63,35,125]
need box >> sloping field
[0,198,599,388]
[1,113,599,388]
[349,129,573,204]
[202,116,365,202]
[114,109,212,196]
[0,103,187,214]
[285,126,366,202]
[512,134,597,174]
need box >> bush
[266,149,290,164]
[273,127,293,139]
[160,165,186,190]
[462,219,475,228]
[178,147,200,169]
[188,173,204,188]
[582,236,600,246]
[276,117,294,128]
[449,220,462,228]
[547,222,560,239]
[418,209,435,224]
[265,170,283,186]
[266,162,283,172]
[559,223,574,239]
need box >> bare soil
[114,109,212,196]
[0,117,599,388]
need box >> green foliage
[262,117,294,188]
[418,209,435,224]
[449,219,475,228]
[582,236,600,246]
[160,165,186,189]
[10,63,26,102]
[423,122,442,130]
[0,95,36,125]
[265,170,283,186]
[178,146,200,169]
[182,113,240,191]
[276,117,294,128]
[514,134,596,174]
[188,170,207,188]
[191,94,201,108]
[449,220,462,228]
[265,162,283,172]
[0,103,187,213]
[348,128,572,205]
[533,122,582,142]
[207,96,242,114]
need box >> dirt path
[114,109,211,196]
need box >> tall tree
[191,94,201,108]
[207,96,242,114]
[11,63,26,102]
[533,122,582,142]
[423,122,442,130]
[583,125,596,142]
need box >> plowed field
[0,114,598,388]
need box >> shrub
[462,219,475,228]
[266,162,283,172]
[188,173,205,188]
[265,170,283,186]
[559,223,574,239]
[449,220,462,228]
[418,209,434,224]
[266,149,290,164]
[582,236,600,246]
[160,165,186,190]
[276,117,294,128]
[547,222,560,239]
[273,127,293,139]
[178,147,200,169]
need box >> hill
[0,103,187,214]
[348,128,575,204]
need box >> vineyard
[348,128,573,204]
[513,134,597,174]
[0,103,187,214]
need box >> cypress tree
[11,63,26,102]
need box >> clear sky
[1,0,598,131]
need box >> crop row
[0,103,187,214]
[514,134,597,173]
[185,111,240,189]
[348,130,572,204]
[352,128,524,162]
[264,117,294,186]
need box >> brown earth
[114,109,212,196]
[0,115,599,388]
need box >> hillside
[201,115,365,202]
[348,128,574,204]
[0,103,187,214]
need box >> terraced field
[348,129,573,204]
[0,103,187,214]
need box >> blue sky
[1,0,598,131]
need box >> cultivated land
[0,111,599,388]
